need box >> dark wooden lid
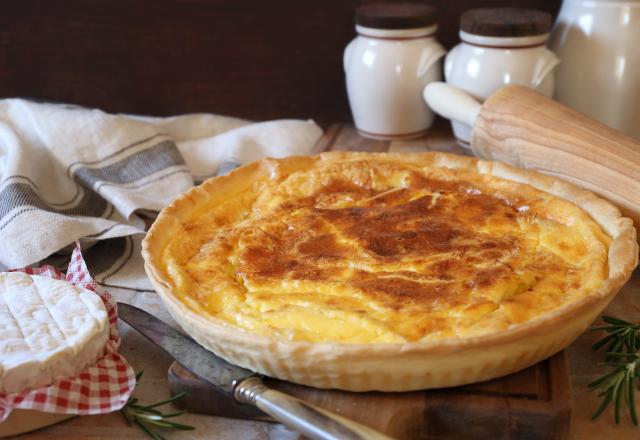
[356,3,437,30]
[460,8,552,37]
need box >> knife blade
[117,303,394,440]
[117,302,251,394]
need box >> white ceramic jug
[444,8,560,146]
[549,0,640,140]
[344,3,445,140]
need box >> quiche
[142,152,638,391]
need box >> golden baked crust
[159,154,610,343]
[143,152,638,391]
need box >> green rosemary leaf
[158,421,196,431]
[609,338,626,355]
[629,373,638,426]
[591,325,630,333]
[157,411,186,418]
[592,333,618,351]
[605,352,640,359]
[625,332,634,353]
[589,368,624,389]
[590,316,640,426]
[603,362,635,368]
[135,407,164,416]
[134,419,165,440]
[138,418,182,429]
[592,392,613,420]
[136,413,167,421]
[121,406,134,426]
[603,316,633,325]
[123,371,194,439]
[144,392,188,409]
[614,378,624,424]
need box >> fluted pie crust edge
[142,152,638,391]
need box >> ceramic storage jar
[445,8,559,146]
[344,3,445,140]
[550,0,640,140]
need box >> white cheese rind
[0,273,109,394]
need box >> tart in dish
[143,152,637,391]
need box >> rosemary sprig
[121,371,195,440]
[589,316,640,425]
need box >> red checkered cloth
[0,242,137,422]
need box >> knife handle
[234,376,393,440]
[424,82,481,128]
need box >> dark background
[0,0,561,123]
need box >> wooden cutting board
[168,351,571,440]
[0,410,73,438]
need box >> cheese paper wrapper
[0,242,136,422]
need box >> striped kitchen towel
[0,99,323,286]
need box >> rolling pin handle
[423,82,482,128]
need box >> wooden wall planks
[0,1,561,122]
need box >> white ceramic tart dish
[0,272,109,394]
[142,152,638,391]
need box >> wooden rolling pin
[424,83,640,229]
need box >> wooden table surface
[14,125,640,440]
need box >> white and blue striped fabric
[0,99,322,289]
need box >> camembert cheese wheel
[0,272,109,394]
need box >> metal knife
[117,303,393,440]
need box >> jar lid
[460,8,552,37]
[356,2,437,30]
